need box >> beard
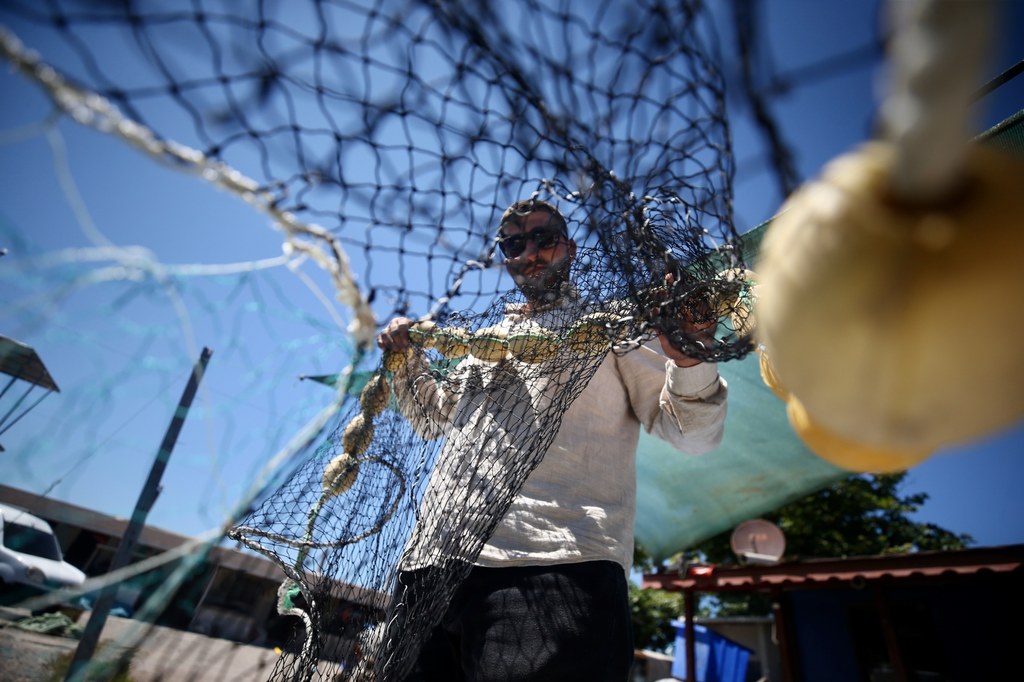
[509,254,573,304]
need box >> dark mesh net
[0,0,751,679]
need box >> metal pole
[66,347,213,681]
[185,563,221,633]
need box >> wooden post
[684,587,697,682]
[773,590,797,682]
[873,584,910,682]
[65,347,212,681]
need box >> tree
[698,472,972,563]
[631,472,974,639]
[629,582,684,652]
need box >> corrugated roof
[0,335,60,391]
[642,544,1024,593]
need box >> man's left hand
[655,272,717,368]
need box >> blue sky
[1,0,1022,554]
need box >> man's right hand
[377,317,413,352]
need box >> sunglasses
[498,228,564,258]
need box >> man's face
[499,210,576,300]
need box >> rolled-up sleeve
[390,353,464,441]
[619,343,728,455]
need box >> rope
[880,0,995,203]
[0,25,378,351]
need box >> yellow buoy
[758,348,789,401]
[508,331,560,363]
[787,395,933,473]
[322,452,360,497]
[359,373,390,417]
[383,349,410,373]
[716,268,758,338]
[341,413,374,456]
[435,328,470,358]
[469,325,510,362]
[566,312,621,356]
[408,320,439,350]
[756,142,1024,451]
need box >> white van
[0,502,86,599]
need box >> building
[644,544,1024,681]
[0,484,384,651]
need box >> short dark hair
[498,199,568,237]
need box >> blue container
[670,620,752,682]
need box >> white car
[0,502,86,600]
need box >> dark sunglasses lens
[499,229,560,258]
[500,236,527,258]
[533,230,559,249]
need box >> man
[375,199,728,681]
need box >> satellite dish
[730,519,786,565]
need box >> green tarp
[634,348,845,560]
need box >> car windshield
[2,521,62,561]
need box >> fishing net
[1,0,751,679]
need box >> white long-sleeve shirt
[391,295,728,574]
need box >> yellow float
[756,142,1024,452]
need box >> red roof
[642,544,1024,593]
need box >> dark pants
[401,560,634,682]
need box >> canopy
[0,335,60,392]
[0,335,61,453]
